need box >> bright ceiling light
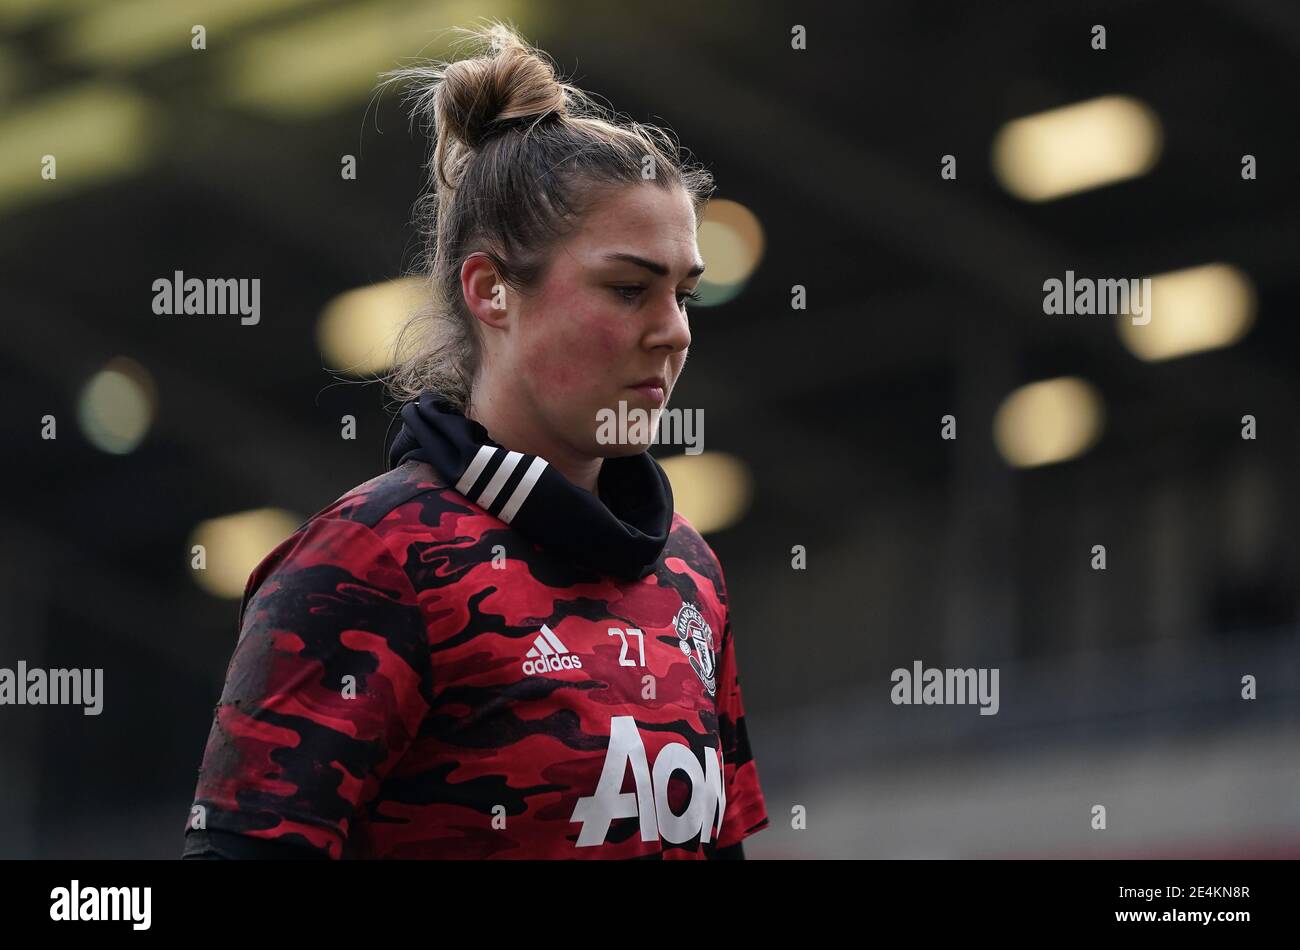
[993,376,1105,469]
[992,95,1162,202]
[317,276,427,376]
[190,508,302,599]
[0,0,92,29]
[0,82,157,213]
[657,451,753,534]
[57,0,324,68]
[77,357,157,455]
[1117,263,1255,362]
[222,0,527,117]
[695,199,764,306]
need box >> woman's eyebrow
[601,252,706,279]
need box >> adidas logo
[522,624,584,676]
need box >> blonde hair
[379,20,714,412]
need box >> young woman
[183,23,768,859]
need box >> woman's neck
[466,391,603,495]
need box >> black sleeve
[182,828,331,860]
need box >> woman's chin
[596,440,652,458]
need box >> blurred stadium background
[2,0,1298,858]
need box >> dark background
[1,0,1297,857]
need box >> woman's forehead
[569,189,700,264]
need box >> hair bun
[436,24,568,150]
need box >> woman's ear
[460,252,510,329]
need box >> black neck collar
[387,392,674,580]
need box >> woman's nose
[650,295,692,352]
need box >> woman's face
[484,181,703,459]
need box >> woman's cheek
[581,316,625,364]
[525,341,591,398]
[550,362,576,394]
[555,321,623,385]
[523,301,626,398]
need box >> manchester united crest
[673,602,716,696]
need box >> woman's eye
[612,286,701,307]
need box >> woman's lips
[626,383,665,406]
